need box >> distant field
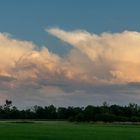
[0,121,140,140]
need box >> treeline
[1,100,140,122]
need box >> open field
[0,121,140,140]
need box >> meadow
[0,121,140,140]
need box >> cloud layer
[1,28,140,106]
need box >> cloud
[1,28,140,106]
[47,28,140,84]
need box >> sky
[1,0,140,107]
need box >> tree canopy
[0,100,140,122]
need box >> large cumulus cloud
[48,28,140,83]
[0,28,140,107]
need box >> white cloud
[1,28,140,106]
[48,28,140,83]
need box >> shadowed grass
[0,121,140,140]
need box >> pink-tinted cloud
[1,28,140,106]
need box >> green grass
[0,121,140,140]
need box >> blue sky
[0,0,140,53]
[1,0,140,107]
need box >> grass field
[0,121,140,140]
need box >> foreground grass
[0,121,140,140]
